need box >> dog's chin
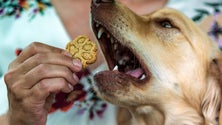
[94,70,148,106]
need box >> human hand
[4,42,82,125]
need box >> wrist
[7,111,31,125]
[0,113,10,125]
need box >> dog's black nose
[93,0,114,4]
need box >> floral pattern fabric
[192,2,222,49]
[0,0,52,19]
[0,0,222,125]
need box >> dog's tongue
[126,68,144,78]
[113,66,144,78]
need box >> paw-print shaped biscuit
[66,35,97,68]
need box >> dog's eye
[160,20,173,28]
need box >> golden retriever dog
[90,0,222,125]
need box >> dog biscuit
[66,35,97,68]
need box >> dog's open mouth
[92,21,149,82]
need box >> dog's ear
[205,54,222,125]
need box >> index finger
[12,42,65,66]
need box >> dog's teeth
[98,27,105,39]
[96,23,100,27]
[107,34,110,38]
[114,43,118,50]
[140,74,146,80]
[118,60,127,65]
[118,59,124,65]
[118,56,129,65]
[115,39,118,43]
[110,37,114,44]
[113,65,118,71]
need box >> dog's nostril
[94,0,114,4]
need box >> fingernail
[68,84,74,91]
[73,59,82,71]
[62,50,72,57]
[73,73,80,82]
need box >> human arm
[0,113,9,125]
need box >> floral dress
[0,0,221,125]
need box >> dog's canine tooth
[98,27,105,39]
[113,65,118,71]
